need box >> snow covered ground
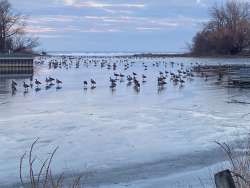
[0,56,250,187]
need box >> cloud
[24,14,206,38]
[70,1,145,8]
[136,27,162,31]
[8,0,217,51]
[25,26,57,33]
[63,0,78,5]
[60,0,145,14]
[61,0,145,8]
[195,0,208,7]
[38,34,65,38]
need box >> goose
[110,77,116,84]
[45,77,50,85]
[110,82,117,89]
[56,79,62,85]
[133,79,140,92]
[180,79,185,85]
[134,78,140,88]
[135,81,140,88]
[49,77,55,82]
[23,82,29,90]
[11,84,17,92]
[120,73,125,79]
[29,77,33,87]
[91,79,96,86]
[205,75,208,81]
[158,77,166,82]
[83,81,88,89]
[35,79,42,86]
[142,74,147,83]
[173,78,179,83]
[158,77,167,86]
[12,80,17,86]
[114,73,119,79]
[127,75,133,82]
[218,72,223,81]
[160,75,167,80]
[160,80,167,86]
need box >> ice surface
[0,56,250,187]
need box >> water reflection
[0,74,33,95]
[35,87,42,92]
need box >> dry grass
[216,140,250,188]
[20,138,82,188]
[21,139,250,188]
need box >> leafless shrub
[191,0,250,56]
[216,140,250,188]
[0,0,39,53]
[20,138,82,188]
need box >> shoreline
[44,52,250,58]
[1,146,226,188]
[132,53,250,59]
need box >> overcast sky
[9,0,226,52]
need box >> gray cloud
[8,0,226,51]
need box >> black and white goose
[23,81,30,91]
[56,79,62,85]
[35,79,42,87]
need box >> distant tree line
[191,0,250,56]
[0,0,38,54]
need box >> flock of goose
[11,77,63,94]
[10,56,202,95]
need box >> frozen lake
[0,56,250,187]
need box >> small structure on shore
[194,64,250,86]
[0,55,34,74]
[229,66,250,85]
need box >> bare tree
[191,0,250,55]
[0,0,38,53]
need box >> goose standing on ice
[45,77,50,85]
[29,77,33,88]
[23,81,29,91]
[12,80,17,87]
[84,81,88,89]
[56,79,63,90]
[91,79,96,89]
[142,74,147,83]
[11,80,17,94]
[35,79,42,87]
[56,79,62,86]
[49,77,55,84]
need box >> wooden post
[215,170,236,188]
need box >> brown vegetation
[191,0,250,56]
[20,139,82,188]
[216,141,250,188]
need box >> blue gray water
[0,56,250,187]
